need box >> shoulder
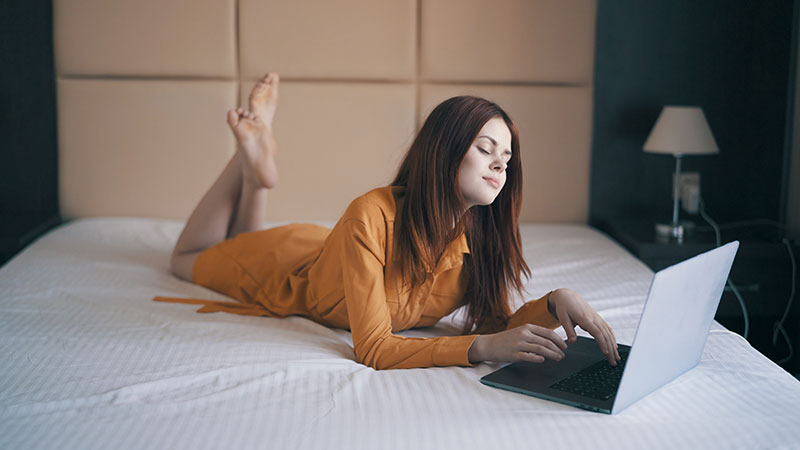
[331,186,404,260]
[341,186,403,225]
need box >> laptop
[480,240,739,414]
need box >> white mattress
[1,218,799,450]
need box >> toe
[227,109,239,127]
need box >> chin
[463,189,501,207]
[477,194,500,206]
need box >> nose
[491,157,507,172]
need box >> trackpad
[492,337,611,388]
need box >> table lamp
[643,106,718,240]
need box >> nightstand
[600,218,799,372]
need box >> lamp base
[654,220,696,243]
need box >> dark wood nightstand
[600,218,799,372]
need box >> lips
[483,177,500,189]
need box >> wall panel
[54,0,597,223]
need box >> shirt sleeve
[505,292,561,331]
[338,217,478,370]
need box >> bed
[2,218,799,449]
[4,0,799,448]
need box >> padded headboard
[54,0,596,223]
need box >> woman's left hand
[548,288,621,366]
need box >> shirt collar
[433,232,470,274]
[451,231,470,255]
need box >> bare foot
[226,108,278,189]
[249,72,279,129]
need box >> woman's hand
[468,324,567,364]
[548,288,621,365]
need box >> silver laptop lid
[612,241,739,414]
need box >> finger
[521,340,564,361]
[524,329,566,359]
[517,352,545,364]
[596,320,618,363]
[607,323,621,361]
[526,325,567,354]
[529,324,567,351]
[560,313,578,343]
[552,330,568,351]
[603,325,618,365]
[605,323,620,362]
[599,322,615,363]
[601,325,616,366]
[582,320,612,361]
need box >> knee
[169,251,196,282]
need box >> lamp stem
[672,154,682,227]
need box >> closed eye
[477,147,490,155]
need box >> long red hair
[391,96,529,335]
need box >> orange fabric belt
[152,296,270,317]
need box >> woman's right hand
[468,324,567,364]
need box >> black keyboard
[549,350,630,400]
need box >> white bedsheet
[1,218,799,450]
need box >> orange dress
[154,186,559,369]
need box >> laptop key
[549,351,630,401]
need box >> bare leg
[170,73,280,282]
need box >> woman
[155,73,621,370]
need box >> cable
[773,238,796,365]
[698,197,750,339]
[697,197,799,366]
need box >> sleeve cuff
[432,334,479,367]
[505,292,561,331]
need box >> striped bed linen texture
[1,218,798,450]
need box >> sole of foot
[249,72,279,129]
[226,107,278,189]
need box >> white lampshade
[643,106,719,155]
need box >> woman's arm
[467,291,564,363]
[467,288,621,366]
[467,324,566,363]
[337,214,477,370]
[547,287,621,365]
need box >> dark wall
[591,1,799,373]
[590,0,795,226]
[0,0,60,265]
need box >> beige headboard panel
[54,0,596,223]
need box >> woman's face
[457,117,513,208]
